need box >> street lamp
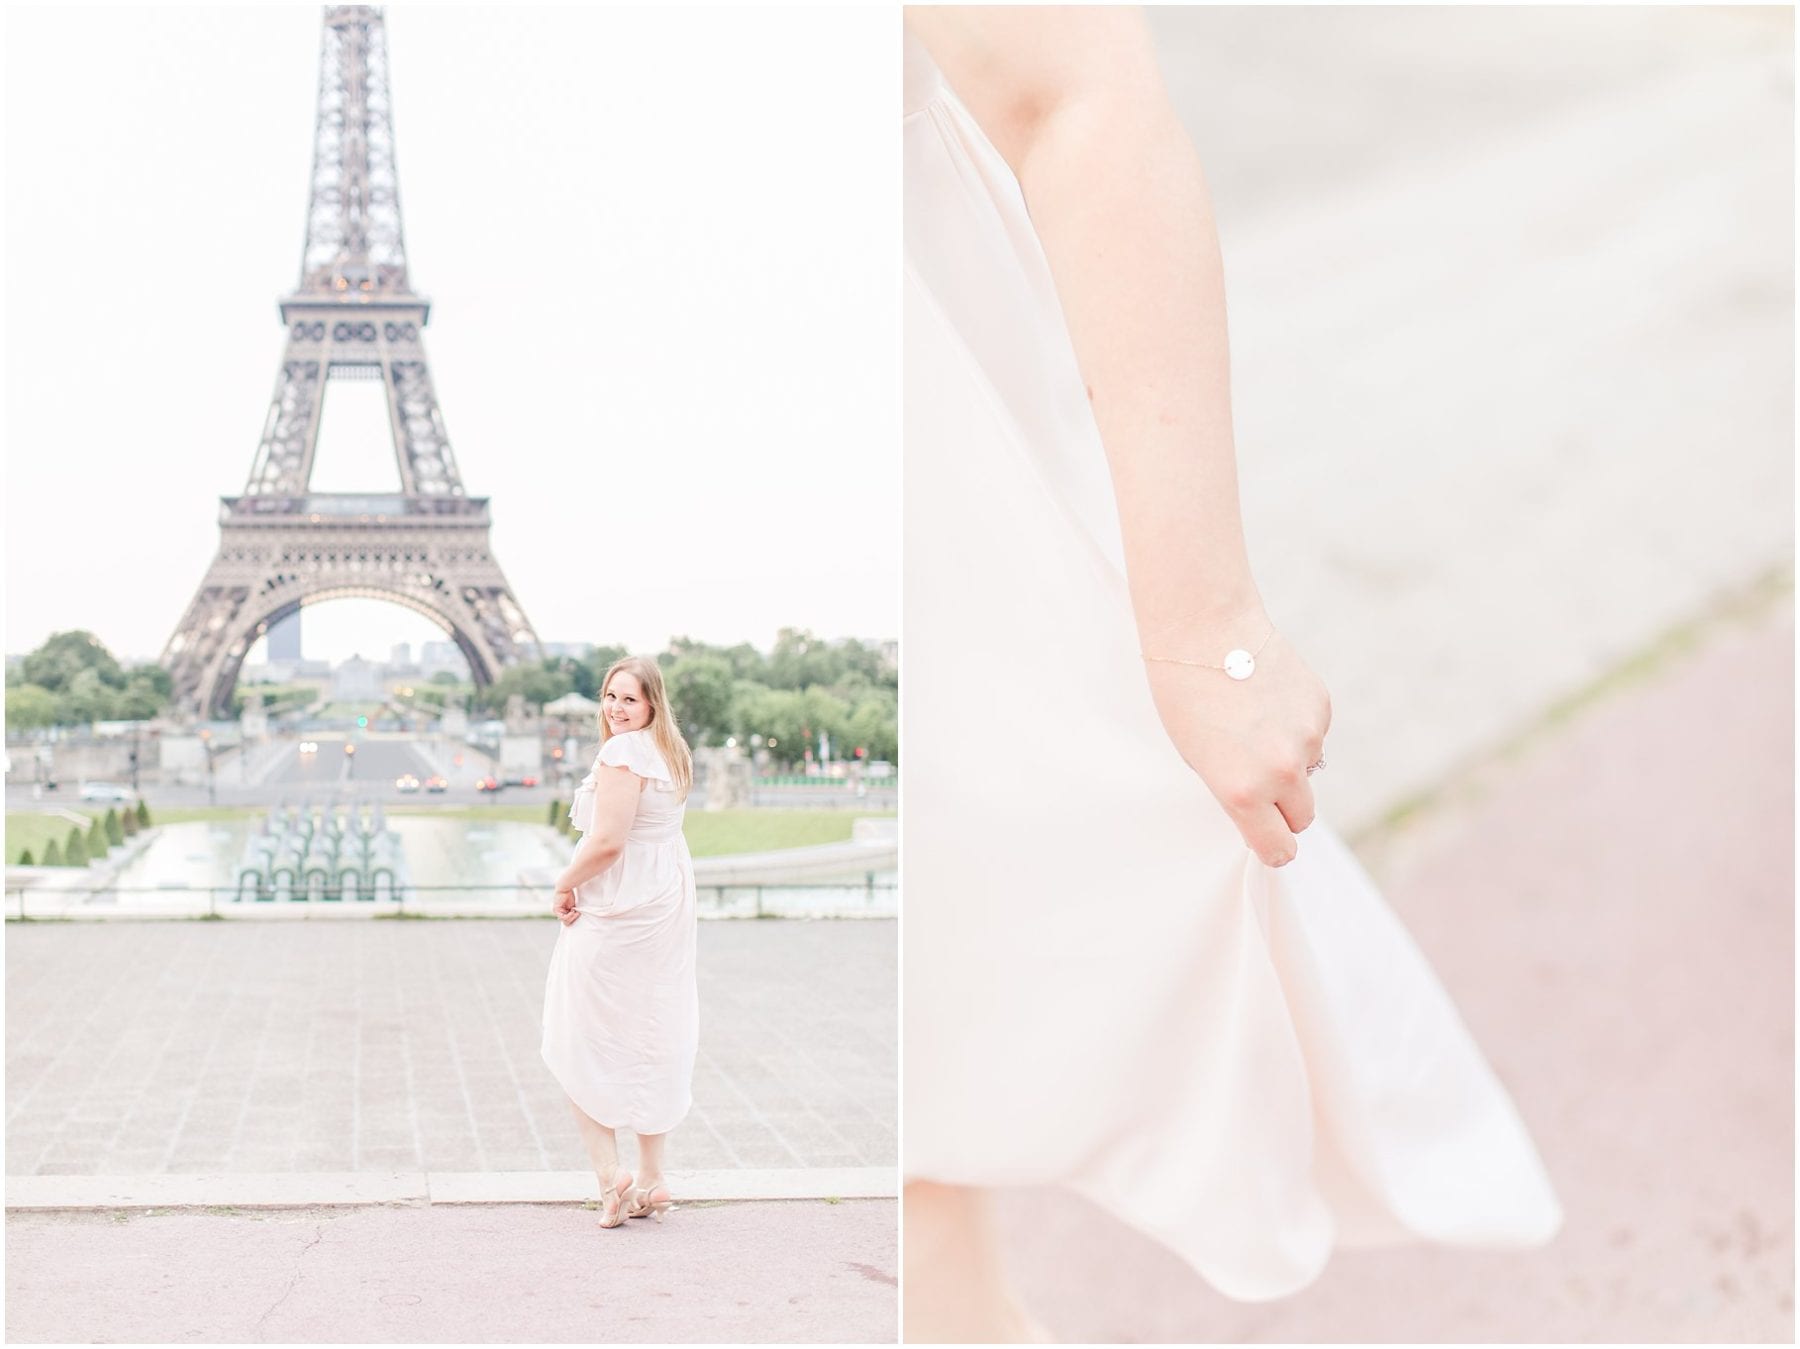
[199,728,216,806]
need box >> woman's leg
[630,1130,673,1217]
[904,1181,1043,1343]
[568,1097,631,1223]
[634,1129,667,1187]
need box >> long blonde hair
[598,654,694,799]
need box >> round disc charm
[1223,648,1256,680]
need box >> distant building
[331,655,382,701]
[244,657,331,685]
[268,612,302,662]
[419,641,468,678]
[390,642,412,667]
[541,641,595,661]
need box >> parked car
[474,776,502,793]
[78,782,135,803]
[501,775,541,788]
[424,775,448,793]
[298,741,318,754]
[394,774,420,793]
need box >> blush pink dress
[541,729,697,1135]
[903,32,1562,1301]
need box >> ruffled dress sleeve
[567,732,674,833]
[598,730,674,787]
[567,756,601,835]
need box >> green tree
[127,663,173,699]
[121,807,139,838]
[579,645,632,693]
[766,628,840,691]
[729,686,814,769]
[57,668,115,726]
[716,642,769,685]
[41,839,60,867]
[475,660,574,715]
[16,848,33,866]
[665,654,735,746]
[87,817,107,857]
[104,808,124,848]
[20,630,125,694]
[5,683,57,730]
[548,799,563,827]
[135,800,151,827]
[65,830,87,867]
[112,676,165,720]
[845,690,899,763]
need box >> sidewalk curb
[6,1167,896,1212]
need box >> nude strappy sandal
[596,1168,634,1229]
[624,1179,675,1222]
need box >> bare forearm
[1019,91,1262,650]
[910,4,1265,650]
[557,837,621,891]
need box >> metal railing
[5,878,897,922]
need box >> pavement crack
[253,1223,325,1340]
[847,1262,897,1288]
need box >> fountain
[233,799,411,903]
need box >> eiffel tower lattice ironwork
[162,4,541,719]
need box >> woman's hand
[1144,614,1331,869]
[912,12,1324,869]
[553,885,578,925]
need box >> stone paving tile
[6,919,895,1177]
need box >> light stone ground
[1146,6,1794,834]
[4,1199,898,1345]
[5,919,896,1179]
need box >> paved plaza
[1152,6,1792,836]
[5,1199,897,1344]
[6,919,895,1179]
[997,601,1794,1343]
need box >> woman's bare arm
[553,767,640,920]
[909,6,1330,866]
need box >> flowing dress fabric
[541,730,697,1136]
[902,38,1562,1302]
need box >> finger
[1234,801,1298,868]
[1274,776,1316,835]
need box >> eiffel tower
[162,4,541,720]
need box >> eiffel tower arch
[162,5,541,719]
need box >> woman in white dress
[903,9,1561,1339]
[542,655,697,1229]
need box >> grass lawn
[387,806,889,857]
[4,807,169,864]
[682,809,887,857]
[6,812,101,864]
[5,806,242,864]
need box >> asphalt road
[5,734,570,813]
[268,737,436,792]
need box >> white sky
[3,4,899,667]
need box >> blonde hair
[598,654,694,799]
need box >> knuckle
[1224,783,1260,812]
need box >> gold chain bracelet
[1141,624,1274,681]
